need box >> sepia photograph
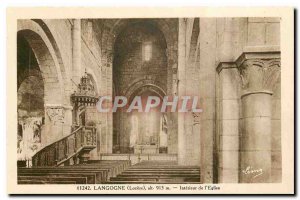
[6,7,294,194]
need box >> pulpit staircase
[32,125,97,166]
[18,125,132,184]
[18,125,201,184]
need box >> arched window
[142,42,152,61]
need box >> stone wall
[113,22,168,94]
[177,17,281,183]
[215,18,281,183]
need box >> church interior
[17,18,281,184]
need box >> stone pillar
[72,19,81,84]
[271,79,282,182]
[177,18,187,165]
[63,106,73,137]
[216,63,240,183]
[167,42,178,154]
[98,108,113,154]
[104,47,113,155]
[198,18,217,183]
[44,105,66,146]
[237,52,280,183]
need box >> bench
[17,160,131,184]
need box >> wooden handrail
[33,126,83,156]
[32,125,97,167]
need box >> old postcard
[6,7,294,194]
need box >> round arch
[109,19,177,154]
[17,20,67,105]
[126,83,167,104]
[103,19,177,54]
[100,19,178,97]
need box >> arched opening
[17,27,65,165]
[112,21,168,154]
[17,33,45,164]
[127,90,168,154]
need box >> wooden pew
[18,160,131,184]
[111,174,200,182]
[18,176,87,184]
[19,172,96,184]
[106,161,201,184]
[18,180,76,184]
[18,168,107,183]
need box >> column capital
[236,51,281,95]
[45,105,64,124]
[44,104,73,124]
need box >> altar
[134,145,159,154]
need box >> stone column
[216,63,240,183]
[167,67,179,154]
[63,106,73,137]
[177,18,187,165]
[43,105,73,147]
[44,105,65,145]
[72,19,81,84]
[198,18,217,183]
[237,52,280,183]
[104,45,113,155]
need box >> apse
[128,90,167,153]
[112,21,168,153]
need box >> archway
[17,20,67,165]
[112,20,170,154]
[17,34,45,164]
[127,89,168,154]
[17,29,64,104]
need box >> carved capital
[45,105,65,124]
[237,52,280,94]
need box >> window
[143,42,152,61]
[87,21,93,44]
